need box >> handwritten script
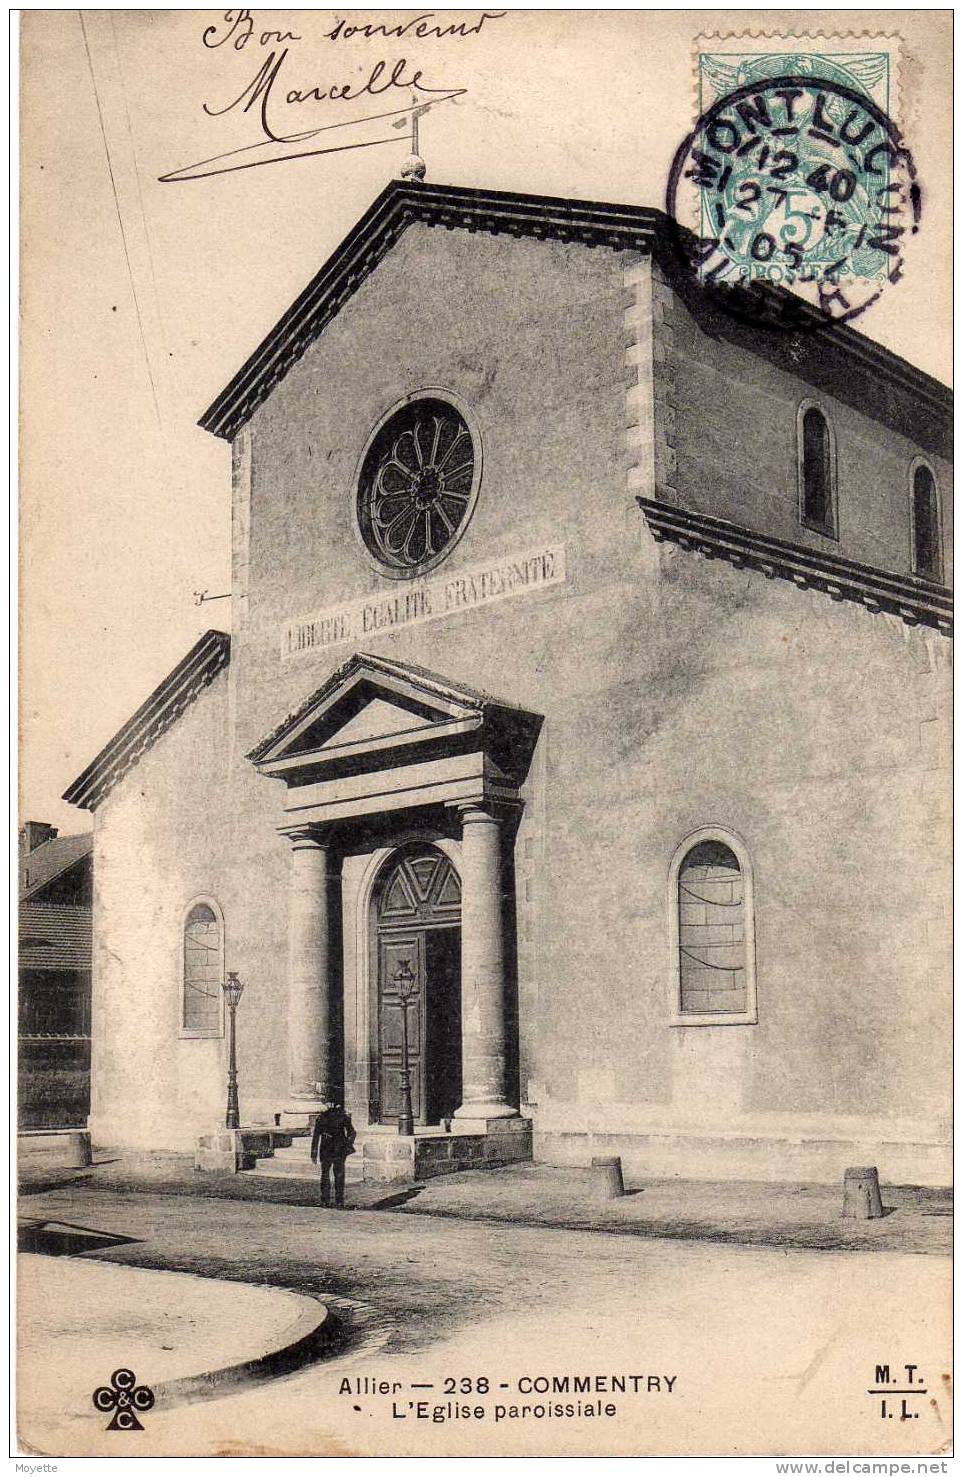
[159,8,504,181]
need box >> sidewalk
[20,1153,951,1255]
[17,1253,329,1431]
[407,1164,952,1253]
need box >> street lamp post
[222,971,245,1130]
[393,960,416,1136]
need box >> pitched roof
[198,177,952,445]
[62,630,231,812]
[19,903,92,970]
[247,649,524,764]
[199,180,664,442]
[20,832,92,901]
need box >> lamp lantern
[393,959,417,1137]
[221,971,245,1129]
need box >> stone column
[285,827,333,1106]
[453,803,517,1121]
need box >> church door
[376,847,462,1127]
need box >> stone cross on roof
[396,95,429,182]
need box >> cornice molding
[637,498,952,636]
[199,178,951,445]
[62,631,231,811]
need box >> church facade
[65,179,952,1184]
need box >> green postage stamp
[667,38,917,321]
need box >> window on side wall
[798,404,836,536]
[911,462,942,582]
[182,899,224,1037]
[669,830,757,1026]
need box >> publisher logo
[91,1368,155,1431]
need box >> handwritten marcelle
[203,49,456,143]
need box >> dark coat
[311,1106,355,1162]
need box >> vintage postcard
[16,8,952,1462]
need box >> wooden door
[378,932,426,1124]
[375,848,462,1126]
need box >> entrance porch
[246,653,542,1171]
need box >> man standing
[310,1098,356,1208]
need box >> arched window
[668,829,757,1025]
[181,899,224,1037]
[798,404,836,536]
[911,462,942,582]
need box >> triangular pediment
[318,696,435,750]
[249,652,543,797]
[248,653,491,776]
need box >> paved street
[17,1182,952,1459]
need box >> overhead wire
[78,9,162,432]
[109,11,172,382]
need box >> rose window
[358,398,477,574]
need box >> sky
[19,9,952,835]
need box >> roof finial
[398,95,428,181]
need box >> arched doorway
[374,845,462,1126]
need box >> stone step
[245,1122,533,1185]
[248,1143,364,1182]
[251,1159,364,1182]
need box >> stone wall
[531,553,951,1183]
[90,664,291,1149]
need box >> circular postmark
[665,74,921,327]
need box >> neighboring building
[18,823,93,1130]
[65,179,952,1183]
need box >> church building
[64,176,952,1185]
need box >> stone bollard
[843,1165,884,1219]
[591,1155,625,1199]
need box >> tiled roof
[63,630,230,812]
[19,832,92,901]
[19,903,92,970]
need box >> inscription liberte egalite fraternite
[281,545,566,660]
